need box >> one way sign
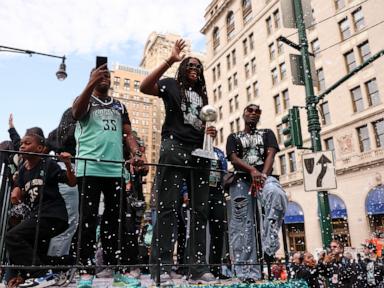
[302,150,337,192]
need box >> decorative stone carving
[337,134,354,154]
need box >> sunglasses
[246,107,262,114]
[186,63,202,70]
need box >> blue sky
[0,0,210,142]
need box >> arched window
[242,0,252,23]
[284,201,306,252]
[366,185,384,236]
[226,11,235,39]
[213,26,220,50]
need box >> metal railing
[0,149,290,286]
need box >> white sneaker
[129,268,140,279]
[96,268,113,278]
[189,272,218,284]
[169,271,183,279]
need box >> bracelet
[164,59,172,68]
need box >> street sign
[302,150,337,192]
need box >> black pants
[208,191,228,276]
[76,176,137,272]
[150,138,210,278]
[6,217,67,278]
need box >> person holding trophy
[140,39,217,284]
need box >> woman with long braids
[140,39,217,284]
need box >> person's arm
[58,152,77,187]
[72,64,108,120]
[123,123,147,169]
[8,113,21,150]
[140,39,186,96]
[262,147,277,176]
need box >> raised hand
[169,39,186,63]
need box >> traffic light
[281,106,303,148]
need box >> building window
[273,9,281,29]
[249,33,254,50]
[334,0,345,10]
[213,89,217,102]
[282,89,290,109]
[232,49,237,65]
[219,106,223,120]
[320,101,331,125]
[344,50,356,72]
[243,38,248,56]
[366,78,380,107]
[226,54,231,70]
[286,223,306,252]
[219,128,223,144]
[233,72,238,88]
[266,16,272,35]
[236,117,241,132]
[351,86,364,112]
[311,38,320,57]
[212,67,216,82]
[253,81,259,98]
[271,68,278,85]
[251,57,257,75]
[279,154,287,175]
[288,151,297,172]
[277,39,284,54]
[317,68,325,91]
[217,63,221,78]
[213,27,220,50]
[226,11,235,40]
[269,42,276,60]
[230,121,234,133]
[228,77,232,92]
[358,41,371,62]
[324,137,335,151]
[245,63,250,79]
[274,94,282,114]
[218,85,222,99]
[357,125,371,152]
[234,94,239,110]
[246,86,252,101]
[229,98,233,113]
[242,0,252,23]
[277,124,283,144]
[373,119,384,148]
[352,7,365,32]
[280,62,287,80]
[134,80,140,92]
[339,18,351,40]
[124,78,130,90]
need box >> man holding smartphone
[72,58,145,288]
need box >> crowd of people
[0,39,289,288]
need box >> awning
[284,201,304,224]
[366,185,384,215]
[328,194,347,219]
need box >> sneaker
[169,271,183,280]
[76,274,94,288]
[96,268,113,278]
[189,272,218,284]
[113,273,140,287]
[60,268,77,287]
[18,273,58,287]
[128,268,140,279]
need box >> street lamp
[0,45,67,80]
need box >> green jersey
[75,96,130,177]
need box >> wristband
[164,59,172,68]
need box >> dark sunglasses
[246,107,262,114]
[186,63,202,70]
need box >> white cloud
[0,0,210,56]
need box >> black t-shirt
[157,78,205,144]
[17,158,68,222]
[226,129,279,180]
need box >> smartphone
[96,56,108,68]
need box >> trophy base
[191,149,218,160]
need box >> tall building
[202,0,384,255]
[110,64,164,203]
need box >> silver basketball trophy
[192,105,218,160]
